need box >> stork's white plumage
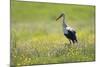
[66,27,75,31]
[56,13,77,44]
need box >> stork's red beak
[56,14,63,21]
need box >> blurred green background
[11,0,95,66]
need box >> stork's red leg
[69,39,71,44]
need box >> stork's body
[56,13,77,44]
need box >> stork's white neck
[62,15,67,28]
[62,15,65,23]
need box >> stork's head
[56,13,65,21]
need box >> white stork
[56,13,78,44]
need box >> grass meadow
[11,0,95,66]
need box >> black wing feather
[64,30,77,43]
